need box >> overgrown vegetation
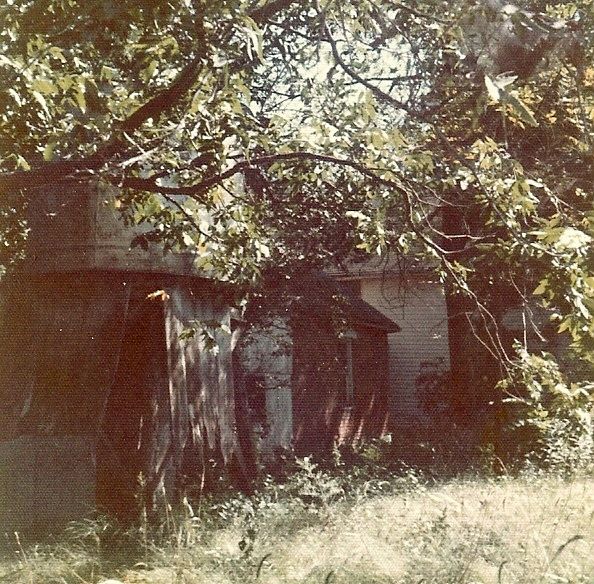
[1,453,593,584]
[496,346,594,471]
[1,0,593,364]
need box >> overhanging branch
[0,0,301,194]
[120,0,300,133]
[118,150,410,199]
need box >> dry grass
[1,470,593,584]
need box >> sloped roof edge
[305,272,400,333]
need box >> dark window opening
[244,373,267,428]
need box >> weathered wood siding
[291,313,347,454]
[291,316,390,454]
[0,272,238,533]
[0,273,130,533]
[348,328,391,440]
[359,275,451,425]
[0,273,130,443]
[165,285,237,463]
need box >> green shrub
[496,346,594,470]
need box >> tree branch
[319,12,421,119]
[0,0,301,194]
[118,150,410,199]
[249,0,300,23]
[123,0,300,133]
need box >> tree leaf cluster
[1,0,593,420]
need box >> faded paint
[0,181,240,535]
[25,181,204,276]
[0,272,239,532]
[239,318,293,452]
[239,291,393,456]
[291,310,391,454]
[264,387,293,452]
[359,274,451,424]
[0,436,95,535]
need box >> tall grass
[1,461,593,583]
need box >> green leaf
[16,155,30,170]
[189,90,203,115]
[141,59,158,82]
[74,88,86,112]
[242,16,265,64]
[100,66,118,81]
[555,227,592,250]
[31,90,50,117]
[31,78,59,95]
[49,46,66,62]
[506,93,538,127]
[43,141,56,161]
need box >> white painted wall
[359,275,451,425]
[240,318,293,451]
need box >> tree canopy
[1,0,593,388]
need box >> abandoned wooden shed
[0,181,241,536]
[328,259,452,426]
[238,273,400,457]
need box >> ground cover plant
[1,454,593,584]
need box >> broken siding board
[215,305,236,461]
[97,291,172,516]
[164,287,191,457]
[197,296,220,452]
[181,310,204,451]
[164,286,237,465]
[0,270,239,529]
[97,278,238,514]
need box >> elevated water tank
[24,180,201,276]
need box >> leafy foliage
[497,345,594,469]
[1,0,593,452]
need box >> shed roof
[325,255,440,280]
[300,273,400,333]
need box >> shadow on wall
[291,313,391,456]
